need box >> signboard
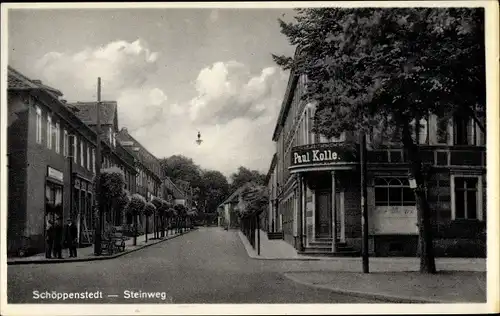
[371,206,418,235]
[119,141,134,146]
[47,167,64,182]
[291,143,357,167]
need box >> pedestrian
[52,218,63,259]
[65,219,78,258]
[45,220,54,259]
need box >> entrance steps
[267,231,284,240]
[299,238,360,257]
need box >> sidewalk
[283,270,487,303]
[7,229,193,265]
[238,229,487,303]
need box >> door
[315,190,332,237]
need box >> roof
[162,177,188,200]
[8,66,63,96]
[272,47,302,141]
[264,153,278,185]
[67,101,117,126]
[219,182,254,207]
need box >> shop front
[45,167,64,253]
[289,143,359,255]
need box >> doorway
[315,190,331,238]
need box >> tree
[197,170,230,217]
[174,204,187,233]
[97,167,126,226]
[273,8,485,273]
[144,202,156,243]
[160,155,203,187]
[229,166,266,193]
[127,194,146,246]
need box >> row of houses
[6,66,191,257]
[261,51,487,258]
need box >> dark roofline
[264,153,278,185]
[118,128,161,165]
[219,182,253,207]
[272,47,304,142]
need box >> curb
[7,229,195,265]
[237,231,321,261]
[282,273,445,304]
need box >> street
[8,227,382,304]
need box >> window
[47,115,52,149]
[108,129,113,144]
[80,141,84,167]
[87,146,91,170]
[92,149,96,173]
[54,123,60,153]
[63,130,69,157]
[454,114,477,145]
[374,177,416,206]
[73,136,78,163]
[453,176,480,220]
[113,132,116,147]
[417,117,429,145]
[36,106,42,144]
[436,116,449,144]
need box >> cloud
[34,39,159,100]
[33,41,289,177]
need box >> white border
[1,1,499,315]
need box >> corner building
[270,64,486,257]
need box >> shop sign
[47,167,64,182]
[291,144,357,166]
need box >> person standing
[45,220,54,259]
[65,219,78,258]
[52,219,63,259]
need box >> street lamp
[195,131,203,145]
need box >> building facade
[7,67,144,256]
[68,101,138,237]
[8,68,96,255]
[270,66,486,257]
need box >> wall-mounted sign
[47,167,64,182]
[290,143,357,167]
[120,141,134,146]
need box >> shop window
[45,182,63,233]
[375,177,415,206]
[453,176,480,220]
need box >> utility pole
[360,132,369,273]
[94,77,103,255]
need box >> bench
[101,227,128,255]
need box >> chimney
[121,127,128,133]
[60,99,67,104]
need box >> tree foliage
[98,167,126,208]
[144,202,156,217]
[128,194,146,215]
[273,8,485,138]
[160,155,203,186]
[237,184,269,218]
[229,166,266,193]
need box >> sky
[8,7,296,177]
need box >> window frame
[46,114,52,149]
[450,174,483,221]
[73,136,78,163]
[36,106,43,144]
[80,141,85,167]
[374,177,416,207]
[55,122,60,154]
